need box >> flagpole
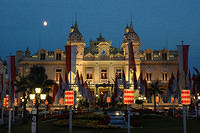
[128,42,131,89]
[69,45,72,133]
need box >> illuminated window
[40,53,46,60]
[101,69,107,79]
[146,72,152,81]
[116,69,122,79]
[146,53,152,60]
[86,67,93,79]
[162,53,167,60]
[162,72,168,80]
[56,53,61,60]
[55,69,62,83]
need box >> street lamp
[30,88,46,133]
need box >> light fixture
[35,88,41,94]
[40,94,46,100]
[22,98,24,102]
[30,94,36,100]
[198,96,200,100]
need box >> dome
[67,21,84,43]
[123,21,140,43]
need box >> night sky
[0,0,200,70]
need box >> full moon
[43,21,48,26]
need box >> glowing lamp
[40,94,46,100]
[30,94,36,100]
[35,88,41,94]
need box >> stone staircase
[109,113,127,128]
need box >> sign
[6,95,9,108]
[106,97,111,103]
[124,89,134,104]
[65,91,74,106]
[3,98,6,107]
[181,90,191,105]
[171,96,174,103]
[156,96,159,103]
[14,98,18,106]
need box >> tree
[16,65,54,121]
[15,76,29,121]
[27,65,54,105]
[149,81,163,112]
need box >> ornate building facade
[16,21,178,102]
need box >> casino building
[16,20,179,103]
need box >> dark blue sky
[0,0,200,70]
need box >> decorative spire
[97,33,105,42]
[25,47,31,57]
[74,13,78,29]
[129,19,134,32]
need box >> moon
[43,20,48,27]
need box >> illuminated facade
[16,21,178,102]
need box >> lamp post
[196,95,200,119]
[30,88,46,133]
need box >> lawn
[1,118,200,133]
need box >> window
[162,72,168,80]
[86,67,93,79]
[116,69,122,79]
[56,53,61,60]
[146,72,152,81]
[146,53,152,60]
[40,53,46,60]
[55,69,62,83]
[101,69,107,79]
[162,53,167,60]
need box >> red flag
[65,45,77,75]
[65,45,71,75]
[129,42,136,72]
[183,45,189,75]
[52,83,59,103]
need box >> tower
[121,20,141,60]
[67,20,85,60]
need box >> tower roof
[123,20,140,43]
[67,20,84,43]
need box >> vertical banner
[124,89,134,104]
[181,90,191,105]
[65,91,74,106]
[6,95,9,108]
[106,97,111,103]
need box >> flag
[84,81,95,103]
[128,42,136,72]
[138,72,145,95]
[176,69,181,103]
[65,45,77,75]
[191,74,197,97]
[65,72,70,90]
[7,56,16,106]
[167,72,176,102]
[177,44,189,89]
[0,73,5,107]
[122,69,127,89]
[185,70,192,91]
[52,83,59,103]
[113,74,122,102]
[55,75,65,104]
[75,70,83,95]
